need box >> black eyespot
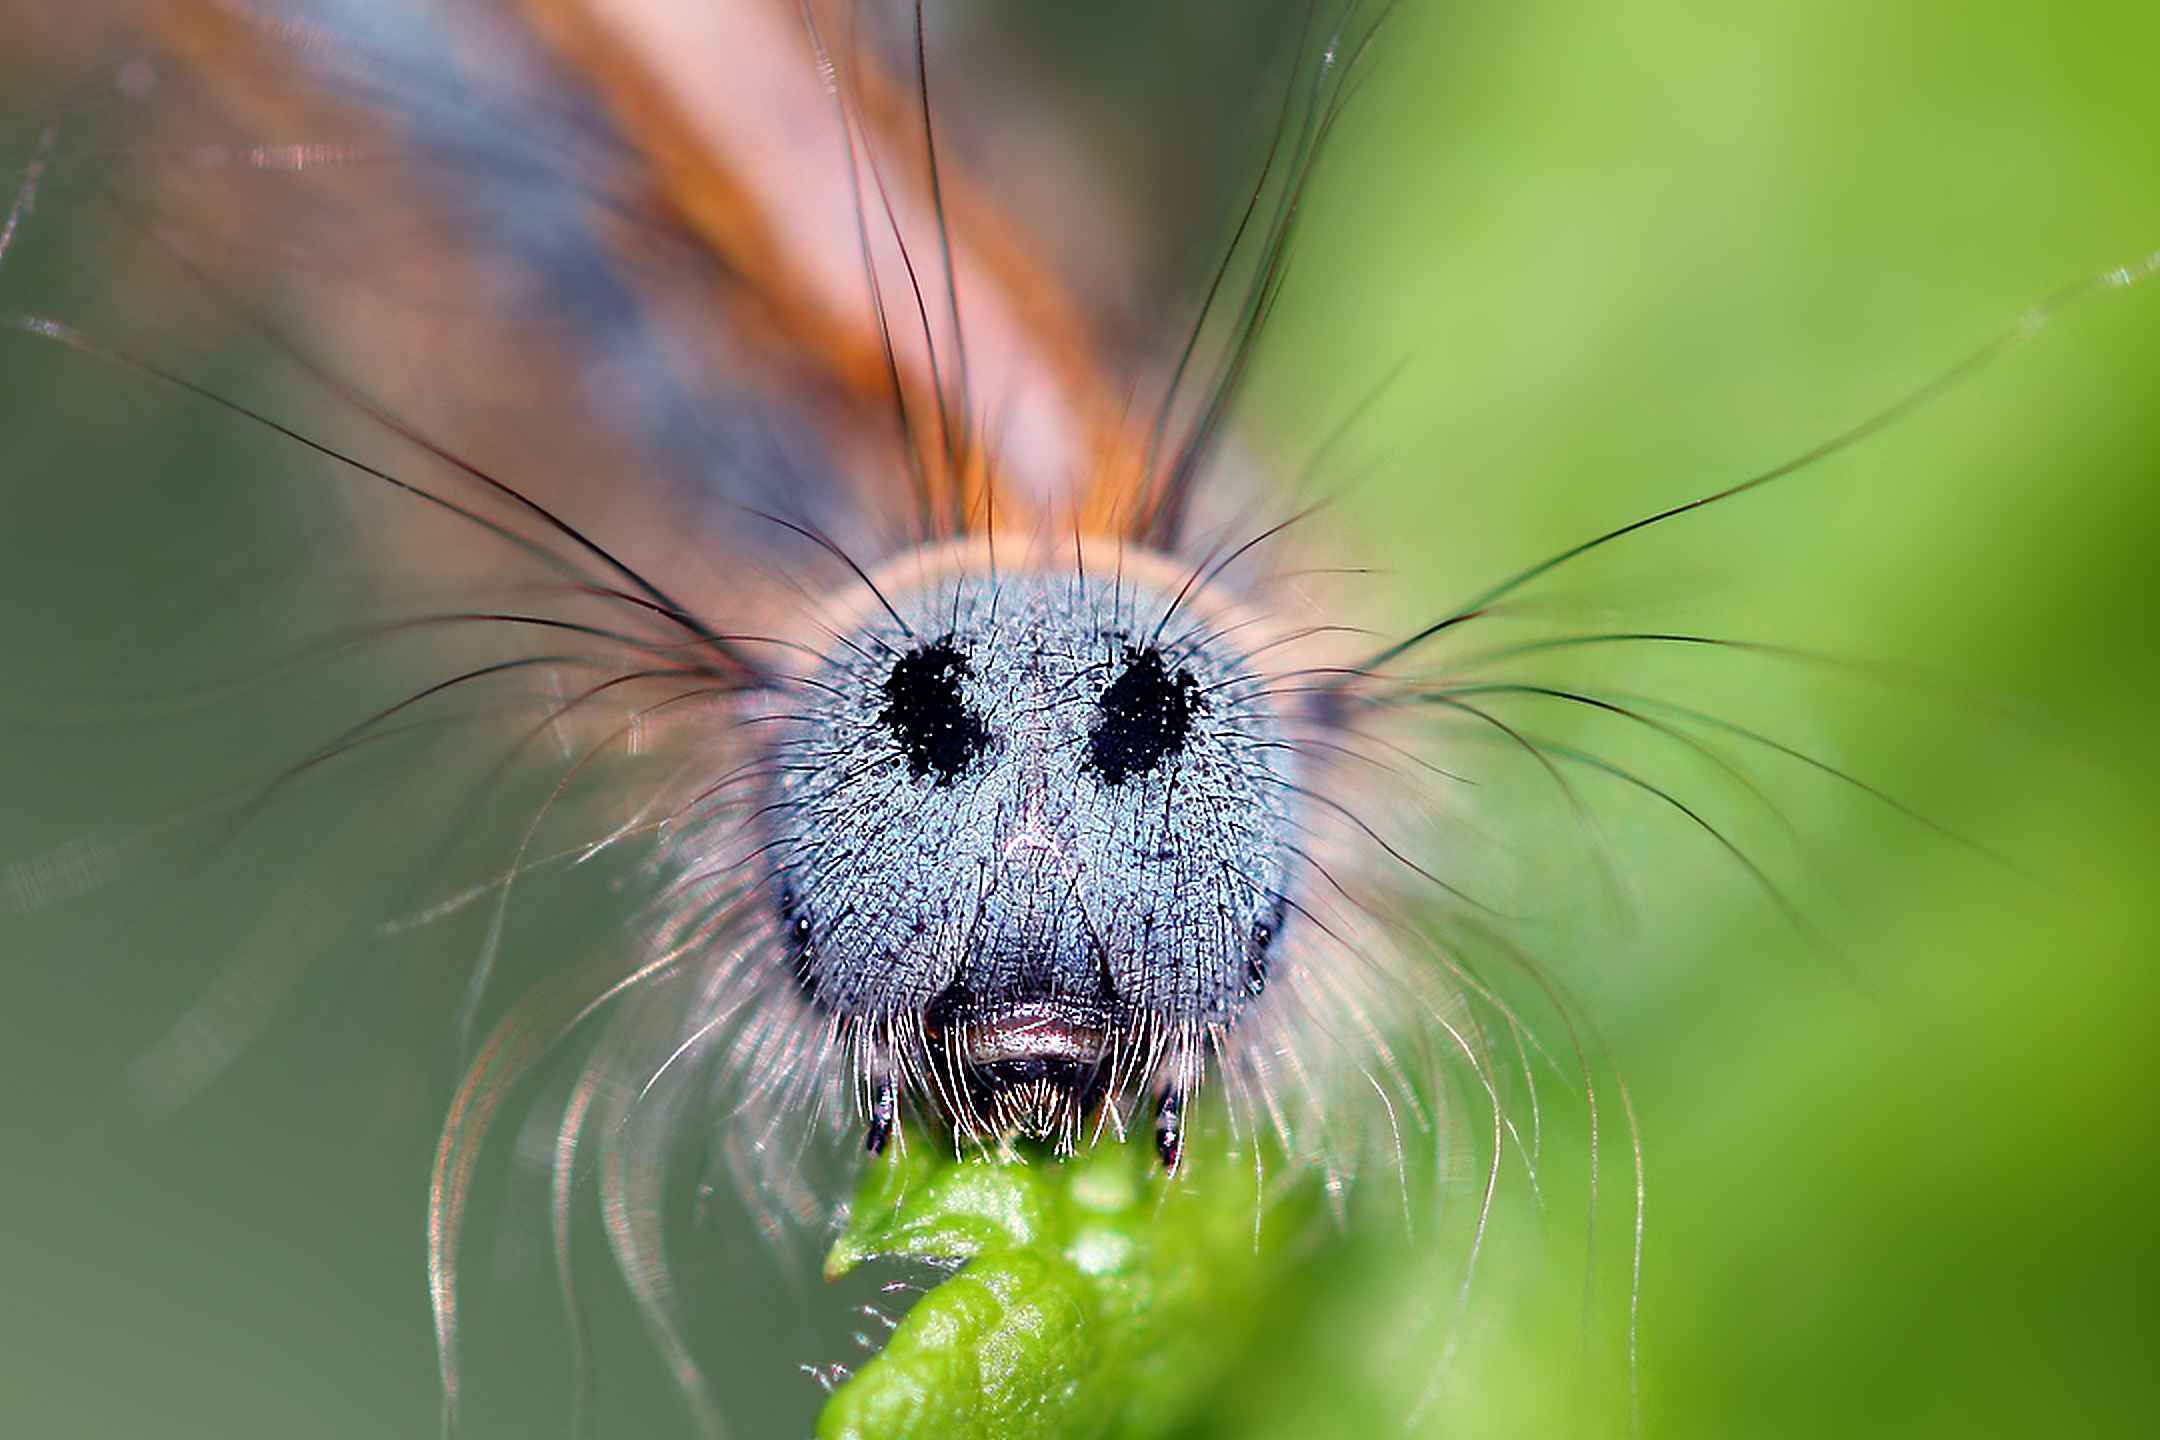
[781,896,818,997]
[879,636,990,784]
[1088,645,1201,786]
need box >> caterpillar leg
[863,1073,899,1156]
[1153,1085,1186,1172]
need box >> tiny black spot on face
[879,636,990,783]
[1087,646,1201,786]
[780,891,818,997]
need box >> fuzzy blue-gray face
[761,569,1299,1155]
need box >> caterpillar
[2,3,2155,1438]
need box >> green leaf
[818,1132,1316,1440]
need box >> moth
[1,2,2152,1437]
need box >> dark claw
[864,1073,898,1155]
[1153,1086,1184,1171]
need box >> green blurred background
[3,2,2156,1436]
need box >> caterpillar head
[756,541,1305,1165]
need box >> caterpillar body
[2,3,2155,1438]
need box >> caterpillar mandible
[2,3,2155,1438]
